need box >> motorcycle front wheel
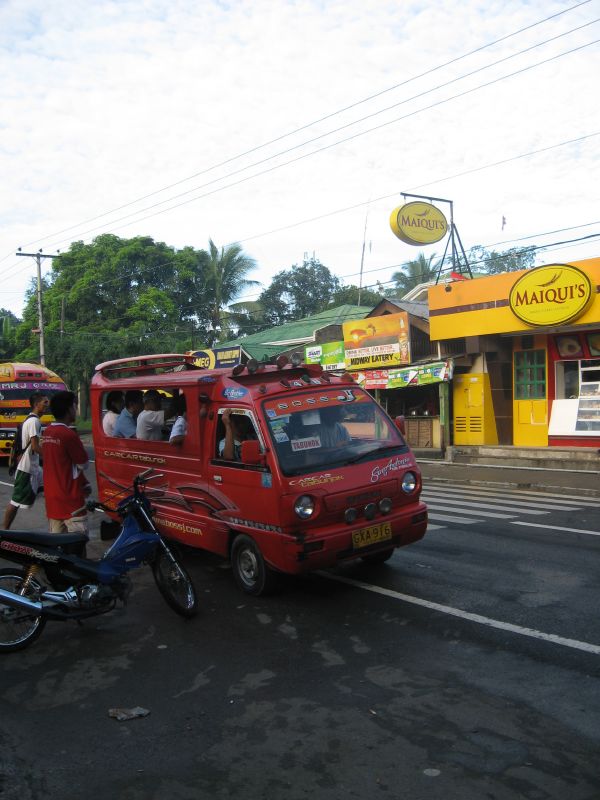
[152,548,198,618]
[0,568,46,652]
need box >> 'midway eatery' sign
[342,313,410,370]
[390,201,448,246]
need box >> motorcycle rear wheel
[152,549,198,618]
[0,568,46,652]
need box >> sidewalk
[417,457,600,498]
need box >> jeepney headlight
[402,472,417,493]
[294,495,315,519]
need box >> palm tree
[389,252,439,297]
[204,239,259,344]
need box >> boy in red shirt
[42,391,91,534]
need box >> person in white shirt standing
[2,392,49,529]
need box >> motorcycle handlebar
[71,470,165,517]
[80,500,112,514]
[133,468,164,487]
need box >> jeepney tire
[230,534,280,596]
[361,547,395,565]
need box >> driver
[219,410,255,460]
[318,405,351,448]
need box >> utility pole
[16,249,58,367]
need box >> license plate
[352,522,392,549]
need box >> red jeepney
[91,354,427,594]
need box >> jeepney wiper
[344,444,408,466]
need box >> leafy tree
[389,252,440,297]
[0,308,20,361]
[330,284,385,307]
[12,234,258,405]
[259,257,341,326]
[468,245,536,274]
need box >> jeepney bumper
[278,501,428,574]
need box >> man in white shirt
[3,392,49,529]
[169,394,187,446]
[136,390,165,440]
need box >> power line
[51,36,599,249]
[8,0,591,259]
[233,132,600,247]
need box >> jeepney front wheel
[231,534,280,596]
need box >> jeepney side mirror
[240,440,266,466]
[394,415,406,436]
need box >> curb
[421,474,600,499]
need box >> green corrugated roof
[221,304,374,360]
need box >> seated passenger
[169,395,187,446]
[136,389,165,441]
[219,409,255,460]
[113,390,144,438]
[102,391,125,436]
[318,405,351,448]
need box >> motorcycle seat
[0,530,89,547]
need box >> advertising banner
[359,361,453,389]
[304,341,345,371]
[343,313,410,370]
[188,346,241,369]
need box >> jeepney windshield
[263,388,407,476]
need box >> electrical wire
[40,35,599,252]
[8,0,592,258]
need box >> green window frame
[514,349,546,400]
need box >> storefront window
[514,350,546,399]
[555,360,580,399]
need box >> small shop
[355,361,453,448]
[428,257,600,448]
[304,311,452,450]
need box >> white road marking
[425,503,514,519]
[425,523,444,530]
[422,494,549,516]
[427,513,479,524]
[321,572,600,656]
[0,480,13,487]
[422,486,582,511]
[511,521,600,537]
[426,483,599,506]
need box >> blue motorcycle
[0,468,198,652]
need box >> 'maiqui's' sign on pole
[389,201,448,246]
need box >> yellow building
[428,258,600,448]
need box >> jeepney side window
[102,388,180,440]
[214,408,259,461]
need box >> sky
[0,0,599,318]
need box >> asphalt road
[1,458,599,800]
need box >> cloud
[0,0,598,314]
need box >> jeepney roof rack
[95,354,201,379]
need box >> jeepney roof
[91,353,356,399]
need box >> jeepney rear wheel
[231,534,279,596]
[361,547,395,565]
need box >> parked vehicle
[0,362,67,457]
[0,469,198,652]
[91,354,428,595]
